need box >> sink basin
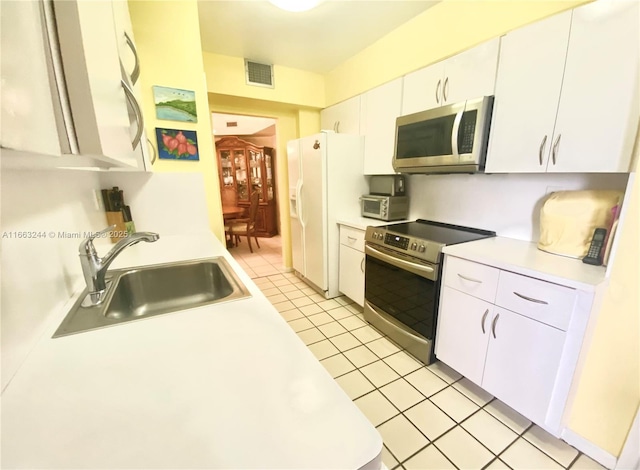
[54,257,251,337]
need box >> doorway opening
[213,112,285,277]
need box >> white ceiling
[212,113,276,136]
[198,1,439,73]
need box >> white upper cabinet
[320,96,361,135]
[1,0,149,170]
[484,12,571,173]
[548,0,639,173]
[401,38,500,116]
[401,61,445,115]
[111,0,153,171]
[55,0,141,169]
[441,38,500,105]
[487,0,639,174]
[0,1,76,157]
[361,78,403,175]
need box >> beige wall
[325,0,591,105]
[567,144,640,456]
[203,52,325,108]
[129,0,224,241]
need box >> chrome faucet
[79,225,159,306]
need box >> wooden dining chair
[227,191,261,253]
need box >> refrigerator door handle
[296,180,305,228]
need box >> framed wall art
[155,128,199,161]
[153,86,197,122]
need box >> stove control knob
[418,244,426,253]
[411,242,417,250]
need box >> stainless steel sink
[54,257,251,337]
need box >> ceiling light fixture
[268,0,323,13]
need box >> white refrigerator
[288,132,367,298]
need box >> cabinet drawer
[340,226,365,252]
[496,271,576,331]
[444,256,499,303]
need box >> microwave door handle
[451,109,464,158]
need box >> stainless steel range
[364,219,495,365]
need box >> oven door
[364,243,441,364]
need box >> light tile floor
[228,237,606,470]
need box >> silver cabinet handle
[435,79,442,104]
[121,79,144,149]
[147,137,157,165]
[336,121,340,133]
[539,135,548,166]
[552,134,561,165]
[481,309,489,334]
[443,76,449,102]
[124,32,140,86]
[491,313,499,339]
[458,273,482,284]
[360,257,365,273]
[347,236,357,242]
[513,291,549,305]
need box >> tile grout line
[247,253,584,470]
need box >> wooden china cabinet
[216,136,277,237]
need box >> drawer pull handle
[458,273,482,284]
[513,292,549,305]
[491,313,499,339]
[347,236,357,243]
[360,258,365,273]
[481,309,489,334]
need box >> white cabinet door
[55,0,140,168]
[484,12,571,173]
[401,62,444,115]
[443,38,500,105]
[339,244,365,307]
[435,287,493,386]
[0,1,74,157]
[482,307,566,426]
[362,78,403,175]
[111,0,152,171]
[548,1,639,173]
[320,96,361,135]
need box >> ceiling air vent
[245,59,274,88]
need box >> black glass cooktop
[384,219,495,245]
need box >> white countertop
[2,234,382,469]
[443,236,607,291]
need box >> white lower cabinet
[482,306,566,426]
[436,254,584,435]
[338,225,365,306]
[436,287,493,385]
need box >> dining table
[222,205,246,220]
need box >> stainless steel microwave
[392,96,494,174]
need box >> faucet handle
[79,225,116,255]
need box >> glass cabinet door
[234,149,248,202]
[248,148,263,201]
[220,150,234,187]
[265,152,274,201]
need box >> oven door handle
[365,244,436,280]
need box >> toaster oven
[361,195,409,221]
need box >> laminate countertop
[443,236,607,291]
[2,233,382,469]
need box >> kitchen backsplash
[407,172,629,241]
[1,168,210,392]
